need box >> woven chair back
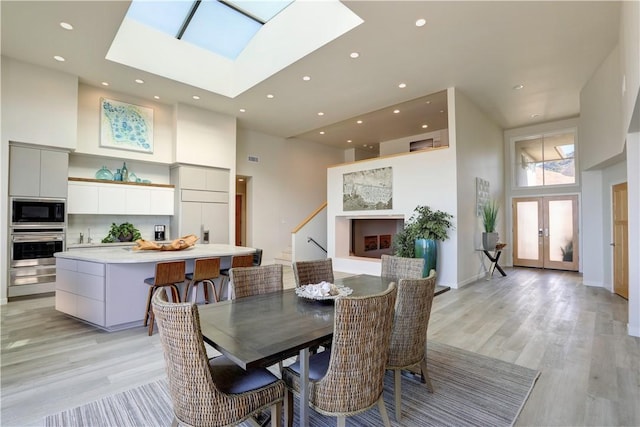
[192,257,220,281]
[380,254,424,281]
[388,270,437,368]
[152,289,230,425]
[153,260,186,286]
[293,258,334,286]
[312,283,397,415]
[230,264,283,299]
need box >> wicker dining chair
[380,254,425,280]
[230,264,283,299]
[282,283,397,427]
[387,269,437,421]
[151,289,285,427]
[219,254,254,299]
[293,258,334,287]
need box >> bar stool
[220,254,254,300]
[143,260,185,336]
[184,257,221,304]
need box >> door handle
[538,229,543,237]
[610,243,615,246]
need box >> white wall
[292,208,328,263]
[327,147,459,288]
[175,103,236,169]
[453,88,504,286]
[580,46,624,171]
[626,132,639,337]
[581,170,604,287]
[620,1,639,136]
[2,57,78,150]
[77,84,174,163]
[236,128,343,264]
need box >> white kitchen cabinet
[181,201,229,243]
[170,165,230,242]
[10,145,68,198]
[68,182,99,214]
[67,179,174,216]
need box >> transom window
[126,0,294,60]
[514,130,576,187]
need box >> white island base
[54,244,255,331]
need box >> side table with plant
[481,200,500,251]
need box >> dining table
[197,273,450,427]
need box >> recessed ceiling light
[192,95,200,100]
[350,52,360,59]
[425,100,431,104]
[362,144,367,147]
[53,55,65,62]
[530,113,541,118]
[135,79,144,84]
[422,124,429,129]
[440,110,445,113]
[416,18,426,27]
[347,140,352,143]
[266,94,274,99]
[398,83,407,89]
[319,131,325,135]
[369,145,373,149]
[356,120,363,124]
[60,22,73,30]
[302,76,311,81]
[238,178,244,182]
[393,109,400,114]
[318,112,324,116]
[153,95,160,100]
[101,81,109,86]
[239,108,246,113]
[513,84,524,90]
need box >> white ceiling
[0,1,621,152]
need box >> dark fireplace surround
[350,217,404,259]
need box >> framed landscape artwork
[343,167,393,211]
[100,98,154,153]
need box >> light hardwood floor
[1,267,638,426]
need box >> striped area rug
[45,342,540,427]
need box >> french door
[513,195,579,271]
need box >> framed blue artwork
[100,98,154,153]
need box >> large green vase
[414,238,437,277]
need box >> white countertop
[55,244,255,264]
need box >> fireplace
[350,218,404,259]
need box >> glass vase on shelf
[114,169,123,181]
[121,162,129,182]
[95,166,113,180]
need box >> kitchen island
[54,244,255,331]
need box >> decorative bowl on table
[295,282,353,301]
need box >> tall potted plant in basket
[393,205,454,276]
[481,200,499,250]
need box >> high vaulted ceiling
[1,1,621,153]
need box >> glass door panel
[513,198,543,267]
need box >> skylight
[126,0,293,60]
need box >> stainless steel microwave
[11,198,66,226]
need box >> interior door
[612,182,628,299]
[513,195,579,271]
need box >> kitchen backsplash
[67,214,171,245]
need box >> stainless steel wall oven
[10,227,65,286]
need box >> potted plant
[393,205,454,275]
[481,200,499,250]
[102,222,142,243]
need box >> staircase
[273,246,292,267]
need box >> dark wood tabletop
[197,274,450,370]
